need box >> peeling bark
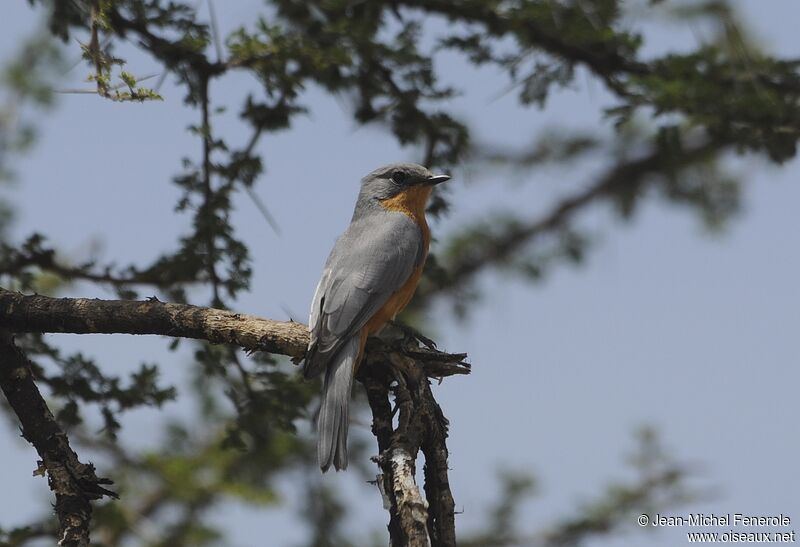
[388,447,431,547]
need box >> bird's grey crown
[361,162,434,186]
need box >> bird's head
[359,162,450,201]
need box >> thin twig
[199,74,221,306]
[55,73,159,95]
[206,0,224,63]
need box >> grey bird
[304,162,450,471]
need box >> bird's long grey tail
[317,336,359,472]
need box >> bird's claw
[388,320,437,350]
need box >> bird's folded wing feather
[305,213,424,378]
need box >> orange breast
[364,263,426,337]
[356,263,426,371]
[354,185,433,367]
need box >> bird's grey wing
[307,265,331,355]
[304,213,424,378]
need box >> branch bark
[0,329,117,547]
[362,351,458,547]
[0,288,470,376]
[0,288,309,357]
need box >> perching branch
[0,288,308,356]
[0,288,469,376]
[0,288,468,545]
[362,350,458,546]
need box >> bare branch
[0,288,308,357]
[0,288,470,377]
[0,330,117,547]
[363,352,459,546]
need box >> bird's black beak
[425,174,450,185]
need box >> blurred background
[0,1,798,546]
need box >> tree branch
[0,330,117,547]
[198,73,222,307]
[398,0,648,96]
[0,288,468,545]
[419,137,727,302]
[0,288,470,377]
[362,351,458,546]
[0,288,308,356]
[0,240,200,289]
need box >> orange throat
[379,185,432,246]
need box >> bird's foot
[388,320,437,350]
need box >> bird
[304,162,450,472]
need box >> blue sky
[1,2,799,546]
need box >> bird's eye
[391,171,406,184]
